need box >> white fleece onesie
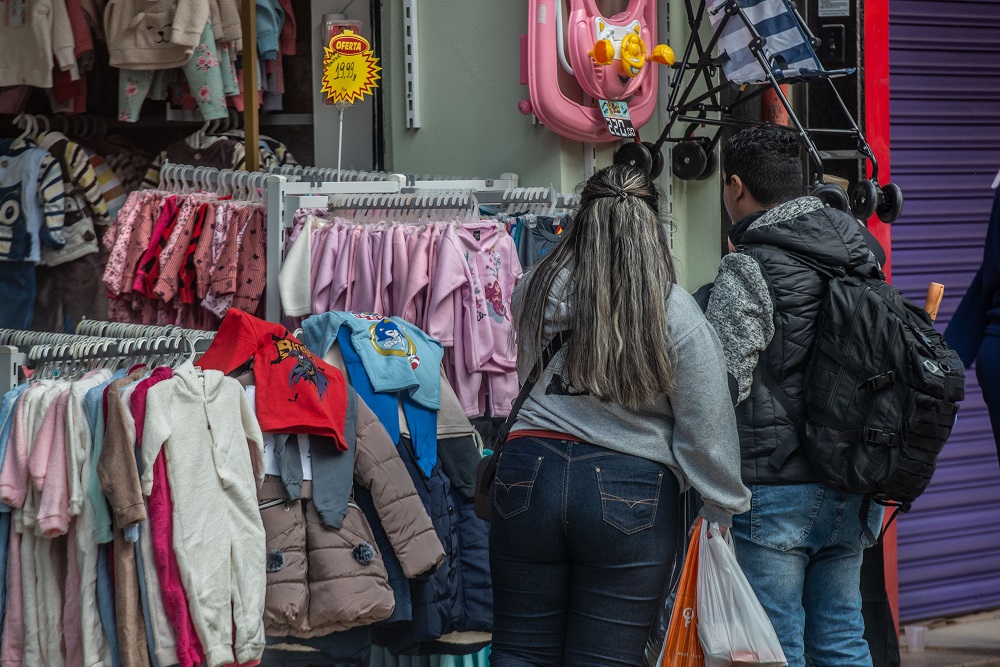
[141,362,266,667]
[67,371,114,667]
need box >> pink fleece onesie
[329,226,362,312]
[36,389,73,537]
[399,224,433,325]
[310,224,334,315]
[376,223,395,316]
[0,384,37,509]
[350,226,377,312]
[132,367,206,667]
[387,225,409,317]
[426,222,522,417]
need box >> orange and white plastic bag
[696,522,787,667]
[659,520,704,667]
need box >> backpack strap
[863,497,907,546]
[760,367,807,471]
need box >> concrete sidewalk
[900,609,1000,667]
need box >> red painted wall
[863,0,899,627]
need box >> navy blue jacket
[946,189,1000,367]
[371,435,491,655]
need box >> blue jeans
[489,437,680,667]
[0,261,35,329]
[731,484,884,667]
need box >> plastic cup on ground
[906,625,928,652]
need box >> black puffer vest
[734,198,880,485]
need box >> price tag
[321,29,382,106]
[5,0,29,28]
[599,99,636,139]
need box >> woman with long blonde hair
[489,165,750,666]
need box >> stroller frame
[646,0,880,187]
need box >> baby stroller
[615,0,903,223]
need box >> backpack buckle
[862,371,896,391]
[865,429,898,446]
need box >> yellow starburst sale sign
[321,29,381,105]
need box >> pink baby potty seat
[524,0,671,143]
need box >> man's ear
[729,174,746,202]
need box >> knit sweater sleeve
[706,253,775,403]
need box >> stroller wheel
[614,141,654,175]
[646,142,665,179]
[811,182,851,213]
[697,145,718,180]
[849,179,880,220]
[672,140,709,180]
[876,182,904,224]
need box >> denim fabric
[97,544,123,667]
[0,261,36,329]
[489,437,680,667]
[731,483,884,667]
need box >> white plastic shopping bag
[696,523,787,667]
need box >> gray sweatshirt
[512,272,752,526]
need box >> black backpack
[757,250,966,537]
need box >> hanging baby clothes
[290,215,523,419]
[140,361,267,667]
[0,0,77,89]
[197,309,349,446]
[427,221,521,417]
[302,312,444,478]
[0,138,66,329]
[32,130,111,332]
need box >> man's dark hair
[722,126,804,206]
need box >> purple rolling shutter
[889,0,1000,622]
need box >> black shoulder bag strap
[479,332,569,487]
[496,332,569,447]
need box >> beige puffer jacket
[259,395,445,637]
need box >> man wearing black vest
[705,125,886,667]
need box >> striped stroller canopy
[709,0,830,84]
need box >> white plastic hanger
[993,168,1000,190]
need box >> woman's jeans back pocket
[596,466,664,534]
[494,452,542,519]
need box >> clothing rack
[0,326,211,393]
[263,173,580,322]
[159,162,269,201]
[74,319,217,347]
[266,164,523,188]
[145,165,578,322]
